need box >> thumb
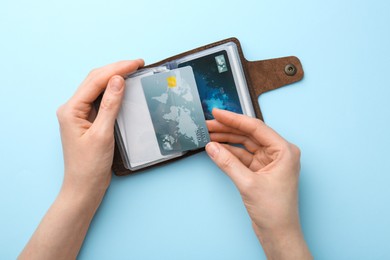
[92,75,125,133]
[206,142,250,188]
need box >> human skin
[19,59,144,260]
[19,60,311,260]
[205,109,312,260]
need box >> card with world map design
[141,66,210,155]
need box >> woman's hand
[206,109,312,260]
[57,59,144,196]
[19,59,144,260]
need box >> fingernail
[110,76,123,92]
[206,142,220,159]
[135,58,145,66]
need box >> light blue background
[1,0,389,259]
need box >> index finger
[71,59,144,104]
[211,108,286,147]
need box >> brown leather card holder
[112,37,304,176]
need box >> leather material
[244,55,304,119]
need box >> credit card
[178,50,243,119]
[142,66,210,155]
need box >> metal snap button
[284,64,297,76]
